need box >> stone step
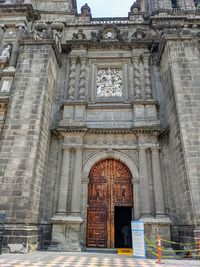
[85,248,118,254]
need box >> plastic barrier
[144,235,200,263]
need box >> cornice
[0,4,40,21]
[52,125,165,136]
[19,40,62,67]
[62,39,154,52]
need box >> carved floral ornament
[97,68,123,97]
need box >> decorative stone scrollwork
[23,21,64,53]
[34,21,48,32]
[91,31,101,42]
[99,25,120,41]
[78,57,87,100]
[133,29,146,39]
[133,56,141,99]
[72,29,86,40]
[143,55,152,99]
[96,68,122,97]
[90,25,130,43]
[68,57,77,100]
[50,21,64,32]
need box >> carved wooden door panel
[87,159,133,248]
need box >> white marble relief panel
[1,80,12,93]
[96,68,122,97]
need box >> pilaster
[151,147,166,217]
[138,147,152,218]
[56,148,71,214]
[71,148,83,215]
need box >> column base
[2,224,51,253]
[140,216,172,246]
[48,215,83,252]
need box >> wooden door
[87,159,133,248]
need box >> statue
[1,44,11,60]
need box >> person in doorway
[121,225,130,247]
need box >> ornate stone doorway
[86,159,133,248]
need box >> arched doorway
[86,158,133,248]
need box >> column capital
[131,178,139,185]
[69,56,77,63]
[143,53,150,59]
[137,146,148,151]
[80,55,88,62]
[132,55,140,63]
[82,176,90,184]
[151,146,161,153]
[62,146,73,151]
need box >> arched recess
[82,150,139,181]
[81,151,140,248]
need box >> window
[194,0,200,7]
[171,0,178,8]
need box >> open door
[87,159,133,248]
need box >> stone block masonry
[0,41,59,251]
[160,37,200,237]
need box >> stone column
[0,25,5,49]
[139,148,152,217]
[132,55,141,99]
[71,148,83,215]
[78,56,87,100]
[9,24,25,70]
[132,178,141,220]
[151,147,165,217]
[143,54,152,99]
[57,148,71,214]
[68,56,77,100]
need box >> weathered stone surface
[0,0,200,253]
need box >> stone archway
[86,158,133,248]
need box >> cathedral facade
[0,0,200,253]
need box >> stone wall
[160,37,200,233]
[0,41,59,251]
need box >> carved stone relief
[1,79,12,93]
[96,68,122,97]
[0,44,11,60]
[84,134,137,148]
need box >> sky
[77,0,134,17]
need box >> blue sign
[131,221,146,258]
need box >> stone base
[171,224,198,245]
[3,224,51,253]
[48,215,83,252]
[140,216,172,246]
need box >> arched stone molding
[82,150,139,183]
[80,150,140,247]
